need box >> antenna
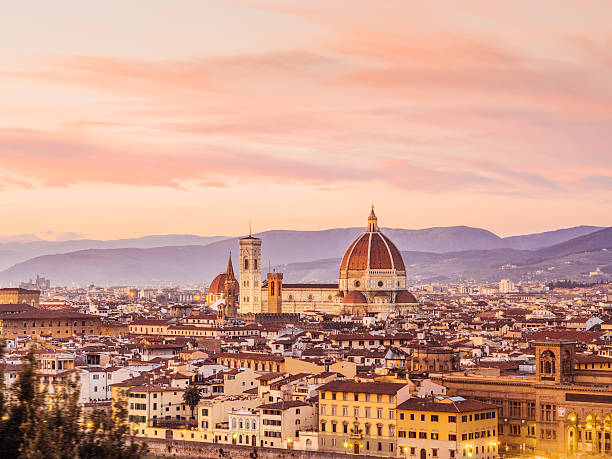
[249,221,252,237]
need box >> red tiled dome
[208,273,227,294]
[340,232,405,272]
[395,290,418,304]
[342,290,368,304]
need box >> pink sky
[1,0,611,239]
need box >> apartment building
[318,380,412,456]
[396,396,498,459]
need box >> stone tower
[239,233,262,314]
[535,339,575,384]
[220,253,239,319]
[267,272,283,314]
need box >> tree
[0,343,147,459]
[78,396,148,459]
[0,348,45,457]
[183,385,201,420]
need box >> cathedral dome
[339,207,405,273]
[208,273,227,294]
[395,290,418,304]
[342,290,367,304]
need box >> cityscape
[2,2,612,459]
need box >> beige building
[237,208,420,316]
[432,340,612,458]
[0,287,40,307]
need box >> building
[258,400,316,449]
[396,396,499,459]
[431,340,612,458]
[317,380,412,456]
[239,233,262,314]
[237,207,420,316]
[0,309,101,338]
[0,287,40,308]
[206,253,239,320]
[499,279,515,294]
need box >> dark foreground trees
[0,346,148,458]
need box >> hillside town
[2,212,612,458]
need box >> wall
[140,438,383,459]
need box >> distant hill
[0,234,228,271]
[0,226,609,286]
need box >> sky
[1,0,611,240]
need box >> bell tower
[239,232,262,314]
[535,339,575,384]
[267,272,283,314]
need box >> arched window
[271,281,275,296]
[244,258,249,270]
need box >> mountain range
[0,225,609,286]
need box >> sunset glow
[1,1,611,239]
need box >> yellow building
[396,396,498,459]
[317,380,411,456]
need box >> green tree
[182,385,201,420]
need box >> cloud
[1,1,612,202]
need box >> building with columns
[431,339,612,458]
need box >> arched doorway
[420,448,427,459]
[165,430,173,440]
[354,442,360,454]
[252,435,256,446]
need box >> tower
[535,339,575,384]
[267,272,283,314]
[220,253,239,319]
[239,233,262,314]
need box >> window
[377,409,383,419]
[354,394,359,401]
[343,407,348,417]
[419,431,427,439]
[527,402,536,420]
[409,431,416,438]
[331,406,337,416]
[377,425,383,436]
[540,404,556,422]
[432,449,438,457]
[431,415,438,422]
[510,401,521,418]
[332,393,337,400]
[321,392,325,400]
[399,413,405,420]
[354,407,359,417]
[377,394,382,403]
[320,405,326,415]
[448,416,456,423]
[420,414,425,422]
[448,433,457,441]
[389,410,394,419]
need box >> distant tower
[267,272,283,314]
[220,253,239,319]
[239,232,262,314]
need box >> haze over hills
[0,225,609,286]
[0,234,228,271]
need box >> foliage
[78,396,148,459]
[182,384,201,419]
[0,343,148,459]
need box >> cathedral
[208,207,419,317]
